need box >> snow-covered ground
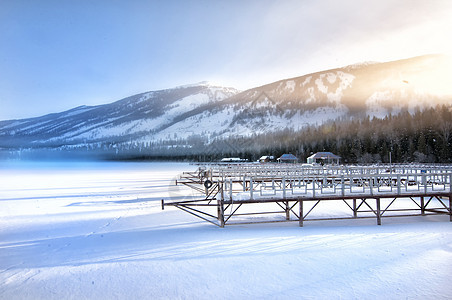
[1,161,451,299]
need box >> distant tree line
[215,105,452,163]
[99,104,452,163]
[2,104,451,164]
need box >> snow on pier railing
[187,163,452,202]
[222,172,452,201]
[168,164,452,227]
[195,163,452,179]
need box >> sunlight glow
[409,55,452,96]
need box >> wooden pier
[163,164,452,227]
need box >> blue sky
[1,0,451,120]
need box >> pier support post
[449,193,452,222]
[420,196,425,215]
[298,199,304,227]
[285,201,290,221]
[218,199,225,228]
[449,174,452,222]
[376,197,381,225]
[353,198,357,218]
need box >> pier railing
[222,172,452,201]
[202,163,452,178]
[166,164,452,227]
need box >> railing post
[341,175,345,197]
[397,174,401,195]
[350,175,353,193]
[229,179,233,200]
[312,178,316,197]
[282,177,286,199]
[250,177,254,201]
[449,174,452,193]
[423,174,427,194]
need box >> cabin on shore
[307,152,341,165]
[220,157,248,163]
[259,155,275,163]
[277,153,298,163]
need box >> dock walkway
[163,164,452,227]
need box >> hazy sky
[1,0,451,120]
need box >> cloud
[0,0,451,120]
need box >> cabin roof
[307,152,341,159]
[278,153,298,160]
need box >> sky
[0,0,451,120]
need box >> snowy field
[1,161,451,299]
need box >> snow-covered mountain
[0,82,239,148]
[1,54,451,153]
[143,54,452,142]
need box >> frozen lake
[1,161,451,299]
